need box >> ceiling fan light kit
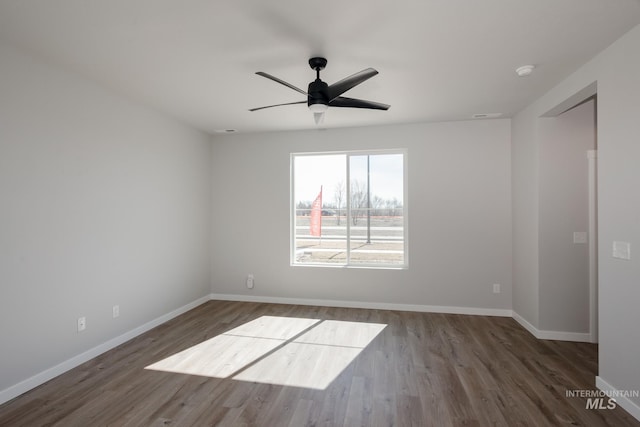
[250,57,390,123]
[308,103,328,113]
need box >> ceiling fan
[250,57,390,124]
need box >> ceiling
[0,1,639,134]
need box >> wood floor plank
[1,300,638,426]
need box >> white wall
[0,41,212,397]
[512,110,540,327]
[538,100,595,332]
[211,120,512,311]
[512,24,640,415]
[596,26,640,414]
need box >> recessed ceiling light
[515,65,535,77]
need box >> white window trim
[290,149,408,269]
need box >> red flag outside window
[309,186,322,237]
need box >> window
[291,150,407,268]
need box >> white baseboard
[0,295,210,406]
[209,293,513,317]
[512,311,593,342]
[0,294,603,408]
[596,376,640,422]
[511,311,539,336]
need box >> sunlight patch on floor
[145,316,386,390]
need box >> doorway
[538,96,597,340]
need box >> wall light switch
[613,241,631,260]
[573,232,587,244]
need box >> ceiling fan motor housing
[308,79,329,108]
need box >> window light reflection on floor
[145,315,387,390]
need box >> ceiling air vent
[472,113,502,119]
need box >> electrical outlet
[493,283,501,294]
[113,305,120,318]
[246,274,254,289]
[77,317,86,332]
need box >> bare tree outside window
[350,179,368,226]
[333,180,345,226]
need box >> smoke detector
[516,65,535,77]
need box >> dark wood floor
[1,300,638,426]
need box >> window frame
[290,148,408,269]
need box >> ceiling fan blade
[329,96,390,110]
[249,101,306,112]
[327,68,378,101]
[255,72,308,96]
